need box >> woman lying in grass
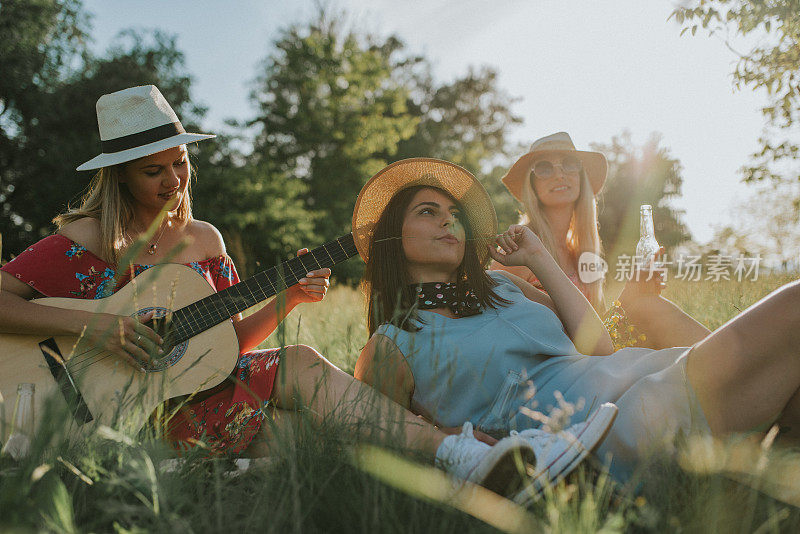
[352,157,800,492]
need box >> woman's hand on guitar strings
[81,310,163,371]
[289,248,331,305]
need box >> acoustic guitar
[0,234,357,436]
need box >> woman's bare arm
[0,272,160,368]
[490,225,614,355]
[354,334,415,409]
[0,272,90,336]
[232,266,329,353]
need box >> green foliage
[0,0,89,114]
[248,14,421,281]
[395,65,522,170]
[592,132,691,264]
[481,163,525,233]
[192,137,316,277]
[249,14,419,240]
[0,0,89,253]
[672,0,800,183]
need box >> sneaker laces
[435,422,487,478]
[510,428,561,447]
[446,422,479,467]
[510,427,583,459]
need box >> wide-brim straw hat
[76,85,215,171]
[501,132,608,201]
[352,158,497,263]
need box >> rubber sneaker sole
[513,402,619,505]
[466,435,537,498]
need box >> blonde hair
[519,166,604,309]
[53,156,193,265]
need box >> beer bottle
[635,204,660,271]
[1,383,35,460]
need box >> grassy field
[2,274,800,533]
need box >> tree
[672,1,800,183]
[191,137,315,277]
[708,181,800,270]
[249,14,419,249]
[0,0,89,255]
[592,132,692,264]
[0,0,89,118]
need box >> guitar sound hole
[133,307,187,371]
[140,316,175,353]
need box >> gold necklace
[143,218,169,255]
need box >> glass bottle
[1,383,35,460]
[635,204,661,270]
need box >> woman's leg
[685,280,800,434]
[775,385,800,440]
[245,408,304,457]
[621,294,711,349]
[268,344,446,455]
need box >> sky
[83,0,774,244]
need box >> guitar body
[0,264,240,437]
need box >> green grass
[264,285,367,374]
[3,274,800,533]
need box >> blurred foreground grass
[3,273,800,532]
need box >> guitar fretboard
[167,234,357,344]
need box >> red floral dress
[1,234,280,454]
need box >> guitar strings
[64,246,352,375]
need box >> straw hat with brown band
[352,158,497,264]
[501,132,608,202]
[77,85,215,171]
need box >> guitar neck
[169,233,357,344]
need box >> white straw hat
[76,85,215,171]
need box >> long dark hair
[362,185,509,336]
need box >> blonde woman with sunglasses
[492,132,709,349]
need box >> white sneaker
[512,402,618,505]
[436,422,536,497]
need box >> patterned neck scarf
[410,282,482,317]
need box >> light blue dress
[376,271,710,481]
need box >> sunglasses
[530,155,583,180]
